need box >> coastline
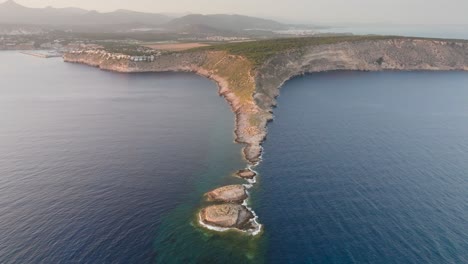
[63,37,468,233]
[64,51,266,165]
[64,52,265,234]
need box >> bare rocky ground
[236,169,256,179]
[200,204,254,229]
[204,185,247,203]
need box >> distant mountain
[173,23,238,36]
[165,14,289,32]
[0,0,171,25]
[0,1,290,34]
[44,6,88,15]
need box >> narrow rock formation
[200,204,254,229]
[204,185,248,203]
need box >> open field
[145,42,211,51]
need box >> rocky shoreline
[63,37,468,233]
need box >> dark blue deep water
[256,71,468,263]
[1,52,468,264]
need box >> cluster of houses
[205,36,250,41]
[178,36,251,42]
[130,55,156,62]
[0,36,35,50]
[69,49,162,63]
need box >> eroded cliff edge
[64,37,468,165]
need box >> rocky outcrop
[236,169,257,180]
[204,185,248,203]
[199,204,254,229]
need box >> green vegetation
[376,57,385,65]
[194,35,468,67]
[193,35,397,67]
[98,42,156,56]
[199,52,256,103]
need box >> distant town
[0,0,343,56]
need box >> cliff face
[64,38,468,164]
[255,39,468,110]
[241,39,468,155]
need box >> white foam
[198,213,234,233]
[242,196,263,236]
[243,183,253,189]
[236,145,265,235]
[198,209,262,236]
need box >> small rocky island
[200,204,254,229]
[63,36,468,234]
[236,169,257,180]
[201,184,260,232]
[205,185,248,203]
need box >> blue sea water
[0,52,257,263]
[1,52,468,264]
[256,71,468,263]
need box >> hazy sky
[13,0,468,24]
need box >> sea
[255,71,468,263]
[0,52,257,263]
[319,24,468,39]
[1,32,468,263]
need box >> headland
[63,36,468,233]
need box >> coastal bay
[0,51,263,263]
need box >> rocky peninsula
[63,36,468,233]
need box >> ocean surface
[1,52,468,264]
[0,52,259,263]
[320,24,468,39]
[256,71,468,263]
